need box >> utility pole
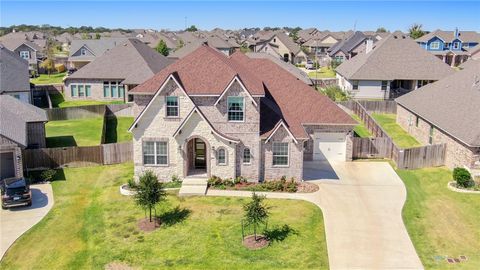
[315,38,318,82]
[184,17,187,30]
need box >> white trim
[427,36,445,43]
[14,42,38,51]
[217,147,227,165]
[214,75,258,107]
[227,96,245,122]
[265,120,298,144]
[75,45,95,56]
[272,142,290,167]
[129,73,193,132]
[172,107,240,144]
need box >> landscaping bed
[0,164,328,269]
[207,175,319,193]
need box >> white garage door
[313,132,347,162]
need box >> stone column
[451,55,456,67]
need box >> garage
[313,132,347,162]
[1,152,16,180]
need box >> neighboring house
[55,32,74,51]
[0,38,43,73]
[255,32,307,64]
[64,39,172,102]
[302,32,342,56]
[396,60,480,171]
[336,31,454,100]
[328,31,374,62]
[68,38,127,69]
[0,95,48,180]
[416,29,480,67]
[169,35,236,59]
[0,45,32,103]
[136,32,177,51]
[128,45,356,182]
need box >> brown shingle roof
[416,29,480,43]
[396,60,480,147]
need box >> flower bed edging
[447,181,480,194]
[120,184,137,196]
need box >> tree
[95,33,101,39]
[408,23,425,39]
[243,192,269,241]
[376,27,387,33]
[134,171,166,222]
[185,25,198,32]
[155,39,169,56]
[40,59,55,76]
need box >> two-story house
[0,45,32,103]
[128,45,356,182]
[336,32,454,100]
[0,39,43,74]
[328,31,374,62]
[254,32,307,64]
[416,29,480,67]
[68,38,127,69]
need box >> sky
[1,1,479,32]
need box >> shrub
[40,169,56,182]
[127,178,137,189]
[207,175,223,187]
[453,167,474,188]
[171,174,181,183]
[234,176,247,184]
[320,85,350,101]
[285,178,298,192]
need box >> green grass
[30,72,67,85]
[351,114,372,138]
[371,113,421,148]
[398,167,480,269]
[104,117,134,144]
[308,67,336,78]
[50,93,124,108]
[46,118,104,147]
[0,164,329,269]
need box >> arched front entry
[184,136,210,178]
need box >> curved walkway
[207,161,423,270]
[0,183,54,260]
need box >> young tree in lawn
[40,58,55,77]
[134,171,166,222]
[155,39,169,56]
[243,192,269,241]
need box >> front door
[194,139,206,169]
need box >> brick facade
[303,125,354,161]
[397,105,480,169]
[64,79,126,102]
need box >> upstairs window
[272,142,289,166]
[166,96,179,117]
[243,148,251,164]
[80,48,87,55]
[20,51,29,59]
[430,41,440,50]
[452,42,460,49]
[227,96,244,121]
[352,80,359,90]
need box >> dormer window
[227,96,244,122]
[430,41,440,50]
[452,42,460,49]
[166,96,179,117]
[19,51,29,59]
[80,48,87,55]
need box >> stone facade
[397,105,480,169]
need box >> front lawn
[50,93,124,108]
[104,117,134,144]
[398,167,480,269]
[30,72,67,85]
[371,113,421,148]
[308,66,336,78]
[351,114,372,138]
[46,118,104,147]
[0,164,328,269]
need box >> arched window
[217,148,226,165]
[243,148,251,164]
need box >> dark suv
[1,178,32,209]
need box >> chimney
[454,27,459,39]
[365,38,373,54]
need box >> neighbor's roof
[169,36,234,59]
[0,45,30,93]
[416,29,480,43]
[68,38,128,60]
[132,45,264,96]
[328,31,368,55]
[246,52,312,85]
[0,38,42,52]
[66,39,172,85]
[336,31,454,80]
[273,32,302,55]
[396,60,480,147]
[0,95,48,146]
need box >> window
[352,80,359,90]
[381,81,388,91]
[80,48,87,55]
[166,96,179,117]
[227,96,244,121]
[119,85,125,98]
[217,148,226,165]
[430,41,440,50]
[78,85,85,97]
[110,82,118,98]
[103,81,110,97]
[70,85,77,97]
[143,141,168,165]
[13,94,20,100]
[272,142,289,166]
[452,42,460,49]
[243,148,251,164]
[85,85,91,97]
[429,126,434,144]
[415,116,419,127]
[19,51,29,59]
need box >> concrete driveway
[304,161,423,270]
[0,183,53,260]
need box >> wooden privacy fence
[45,103,133,121]
[347,100,446,169]
[338,100,397,114]
[23,142,133,170]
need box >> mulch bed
[243,235,269,250]
[137,217,161,232]
[297,182,319,193]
